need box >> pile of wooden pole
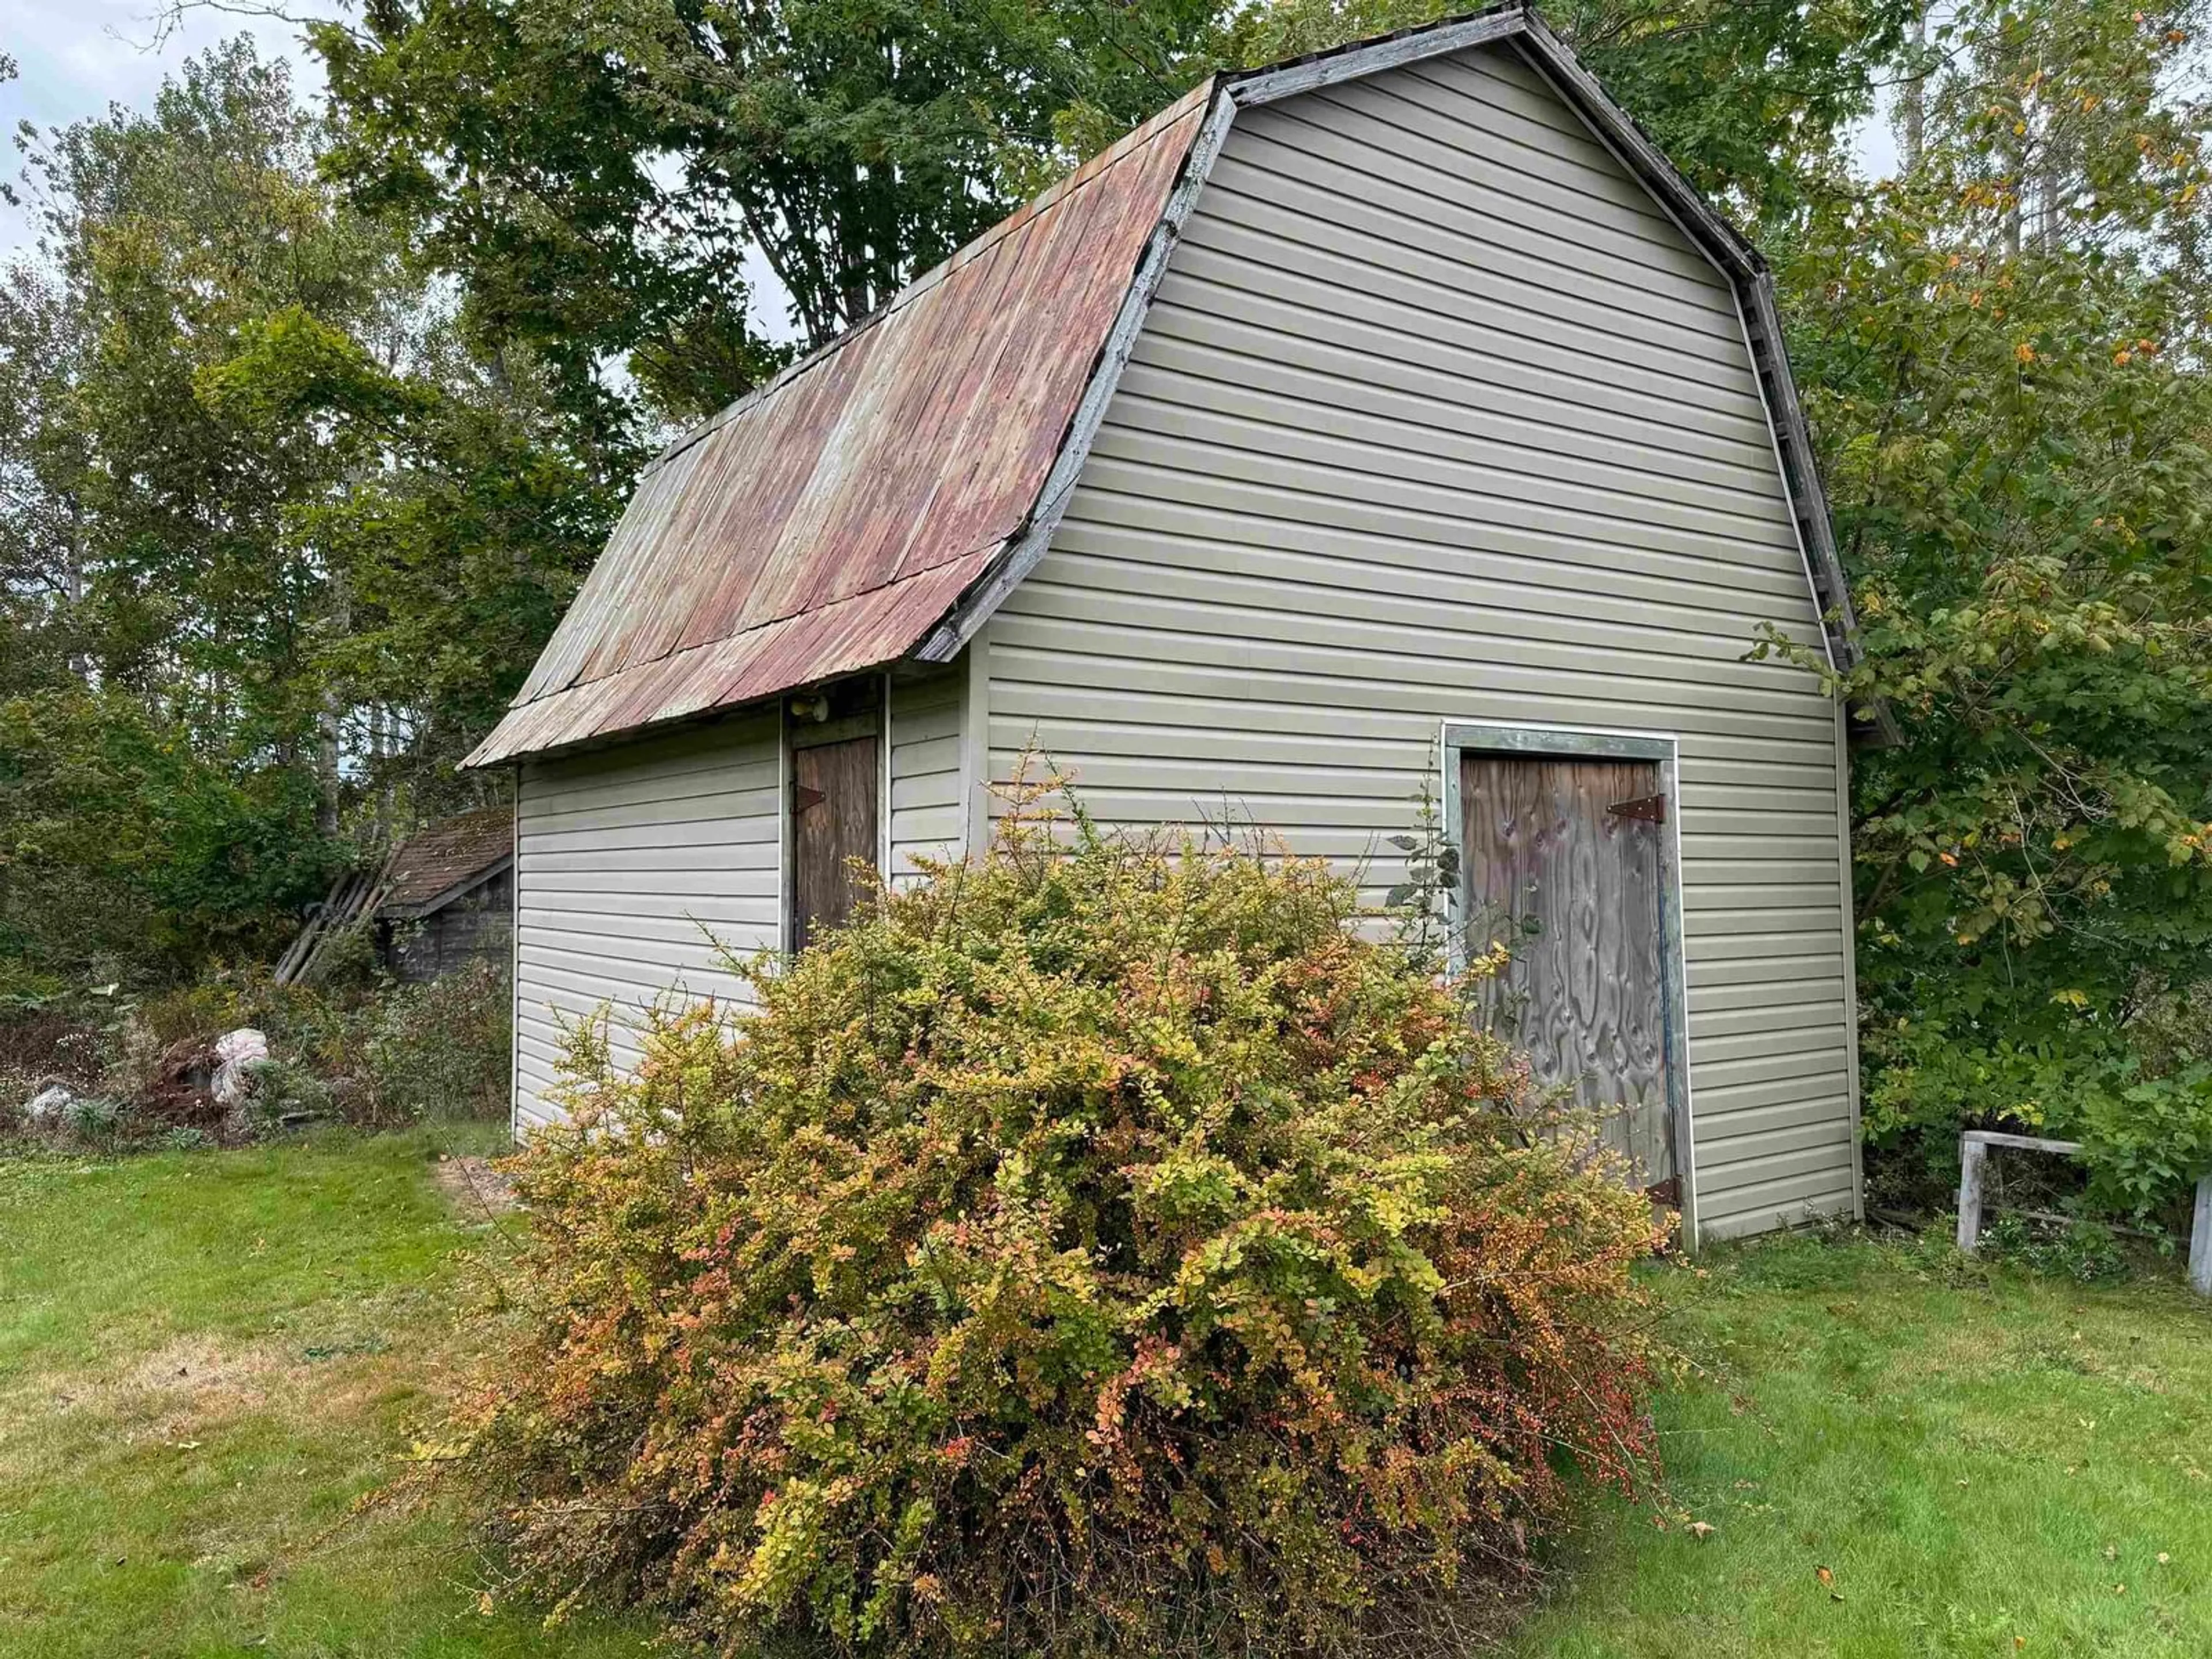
[272,856,394,986]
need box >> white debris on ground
[209,1029,270,1108]
[23,1082,74,1126]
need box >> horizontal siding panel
[522,763,781,825]
[1690,1001,1850,1043]
[891,665,968,879]
[1295,71,1705,268]
[1695,1097,1858,1149]
[517,842,780,877]
[1088,416,1794,571]
[1024,544,1817,674]
[989,630,1838,741]
[1113,349,1787,527]
[1060,482,1813,623]
[514,714,780,1131]
[1700,1177,1857,1240]
[968,42,1859,1241]
[1199,139,1741,359]
[518,907,771,953]
[1140,300,1776,480]
[1160,236,1768,437]
[1696,1142,1857,1199]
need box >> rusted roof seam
[639,88,1213,487]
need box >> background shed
[373,807,514,983]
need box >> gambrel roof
[466,2,1863,769]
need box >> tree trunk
[1901,5,1927,175]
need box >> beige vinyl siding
[984,43,1857,1241]
[888,668,967,881]
[512,711,782,1131]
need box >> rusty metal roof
[377,806,513,917]
[467,4,1877,767]
[465,84,1214,767]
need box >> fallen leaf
[1816,1565,1835,1587]
[1687,1521,1716,1541]
[2157,1552,2172,1566]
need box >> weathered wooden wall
[387,866,513,984]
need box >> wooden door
[1460,752,1674,1185]
[790,734,880,953]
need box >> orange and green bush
[463,796,1666,1657]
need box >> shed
[467,4,1873,1246]
[373,807,514,983]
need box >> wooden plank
[1956,1135,1989,1253]
[2190,1174,2211,1297]
[791,733,881,952]
[1461,752,1670,1184]
[1963,1129,2085,1156]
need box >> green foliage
[314,0,1231,425]
[1236,0,1915,225]
[353,959,514,1126]
[1,38,605,988]
[465,797,1664,1656]
[0,685,331,981]
[1765,0,2212,1219]
[237,1056,337,1130]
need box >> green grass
[3,1137,2207,1657]
[1509,1231,2212,1658]
[0,1127,653,1658]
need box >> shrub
[236,1056,336,1129]
[132,954,512,1132]
[463,794,1665,1657]
[355,956,511,1124]
[1861,1007,2212,1233]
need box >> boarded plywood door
[790,734,880,953]
[1460,753,1674,1187]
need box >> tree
[313,0,1229,431]
[1769,0,2212,1213]
[1235,0,1916,230]
[1,39,609,984]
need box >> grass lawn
[2,1135,2207,1657]
[0,1126,653,1658]
[1509,1231,2212,1658]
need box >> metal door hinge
[1607,793,1666,824]
[794,785,826,813]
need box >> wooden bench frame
[1956,1130,2212,1297]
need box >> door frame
[1438,720,1700,1248]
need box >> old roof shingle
[378,807,513,917]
